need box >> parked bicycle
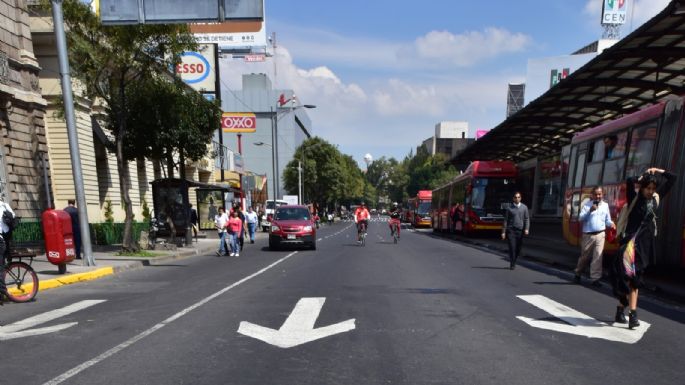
[1,238,39,303]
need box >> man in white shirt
[245,207,258,244]
[574,186,615,286]
[214,207,229,256]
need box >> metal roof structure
[455,0,685,163]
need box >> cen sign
[222,113,257,133]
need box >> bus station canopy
[455,0,685,164]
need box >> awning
[455,0,685,163]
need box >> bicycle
[390,221,400,244]
[2,253,39,303]
[357,221,367,247]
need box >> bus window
[584,140,604,186]
[567,145,577,188]
[602,132,628,184]
[573,152,586,188]
[626,121,657,177]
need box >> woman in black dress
[612,167,676,329]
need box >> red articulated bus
[409,190,432,228]
[562,95,685,267]
[432,161,517,236]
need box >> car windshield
[470,177,517,216]
[417,202,431,216]
[275,208,310,221]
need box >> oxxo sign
[222,112,257,133]
[175,45,216,92]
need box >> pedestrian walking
[227,210,243,257]
[245,206,258,244]
[189,204,198,242]
[64,199,82,259]
[234,204,246,251]
[573,186,615,286]
[501,192,529,270]
[610,167,675,328]
[214,207,228,256]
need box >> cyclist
[354,202,370,242]
[388,202,402,239]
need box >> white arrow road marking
[517,295,650,344]
[0,300,106,341]
[237,297,355,348]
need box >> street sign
[98,0,264,25]
[237,297,356,348]
[516,295,650,344]
[244,54,266,62]
[0,300,106,340]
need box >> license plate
[287,234,296,240]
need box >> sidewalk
[427,220,685,304]
[25,238,219,294]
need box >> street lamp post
[253,141,276,210]
[268,104,316,203]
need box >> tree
[283,138,367,209]
[51,0,199,250]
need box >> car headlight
[303,226,313,232]
[271,225,280,232]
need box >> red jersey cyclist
[354,202,370,242]
[388,202,401,239]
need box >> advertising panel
[191,20,267,49]
[222,112,257,133]
[196,189,224,230]
[476,129,490,139]
[175,45,216,93]
[602,0,628,25]
[233,153,245,174]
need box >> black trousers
[0,235,6,293]
[506,228,524,267]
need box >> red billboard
[222,112,257,133]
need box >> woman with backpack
[611,167,676,329]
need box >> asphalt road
[1,219,684,385]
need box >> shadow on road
[471,266,510,270]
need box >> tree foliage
[46,0,208,250]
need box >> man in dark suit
[64,199,81,259]
[501,192,530,270]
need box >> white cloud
[225,46,519,151]
[273,23,532,71]
[400,28,532,67]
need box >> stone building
[0,0,49,220]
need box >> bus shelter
[151,178,240,239]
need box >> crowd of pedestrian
[502,166,675,330]
[214,202,260,257]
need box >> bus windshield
[470,177,517,216]
[417,202,431,216]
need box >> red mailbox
[42,209,76,269]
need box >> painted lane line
[516,295,650,344]
[1,300,106,334]
[0,300,106,341]
[238,297,355,348]
[43,251,300,385]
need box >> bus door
[567,145,587,246]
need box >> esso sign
[176,63,205,74]
[222,113,257,133]
[176,51,211,84]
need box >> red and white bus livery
[432,161,518,236]
[562,95,685,267]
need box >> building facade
[220,73,313,200]
[0,0,49,220]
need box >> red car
[269,205,317,250]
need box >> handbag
[621,234,637,277]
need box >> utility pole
[51,0,95,266]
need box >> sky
[221,0,670,168]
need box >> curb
[33,267,115,294]
[28,245,217,295]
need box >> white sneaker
[230,252,235,257]
[235,253,240,257]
